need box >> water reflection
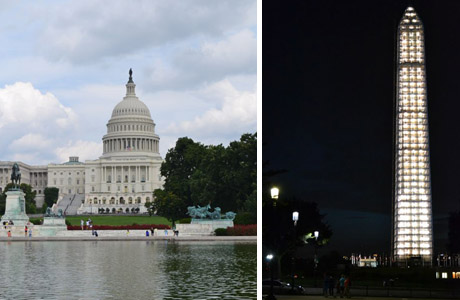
[0,241,256,300]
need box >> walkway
[270,296,452,300]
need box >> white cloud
[0,82,77,133]
[36,0,256,64]
[54,140,102,163]
[145,30,256,90]
[165,79,256,138]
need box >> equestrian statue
[11,163,21,189]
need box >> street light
[313,230,320,287]
[292,211,299,226]
[266,254,276,300]
[270,187,279,206]
[291,211,299,292]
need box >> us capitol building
[0,70,164,214]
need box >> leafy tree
[44,187,59,209]
[161,137,206,208]
[262,196,332,278]
[144,202,154,216]
[189,133,257,214]
[0,183,37,214]
[152,189,186,228]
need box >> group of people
[4,221,33,237]
[80,218,98,237]
[323,273,352,298]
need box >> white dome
[111,97,151,118]
[101,69,160,158]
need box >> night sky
[263,0,460,255]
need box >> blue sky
[0,0,256,165]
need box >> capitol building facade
[0,71,164,214]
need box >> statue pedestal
[176,220,234,236]
[1,190,29,226]
[38,217,67,236]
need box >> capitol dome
[101,69,160,158]
[111,71,152,118]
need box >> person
[86,220,90,230]
[344,276,351,298]
[94,230,98,237]
[339,274,345,298]
[150,227,154,236]
[80,219,84,230]
[28,228,32,237]
[323,273,329,297]
[24,226,28,237]
[164,229,168,236]
[7,230,11,237]
[126,229,130,235]
[146,230,149,237]
[328,275,335,297]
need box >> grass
[30,215,171,226]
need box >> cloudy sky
[0,0,256,165]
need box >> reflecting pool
[0,241,256,299]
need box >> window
[92,186,95,192]
[60,179,64,185]
[108,186,111,191]
[117,186,121,192]
[54,179,57,185]
[91,175,95,182]
[68,189,71,194]
[77,179,80,185]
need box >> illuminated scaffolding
[393,6,432,265]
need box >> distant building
[0,70,164,214]
[392,6,433,266]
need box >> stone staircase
[54,194,85,216]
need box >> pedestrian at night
[339,274,345,298]
[344,275,351,298]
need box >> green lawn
[31,215,171,226]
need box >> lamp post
[291,211,299,291]
[266,254,276,300]
[313,230,319,287]
[265,187,279,300]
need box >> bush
[29,218,42,225]
[177,218,191,224]
[226,225,257,236]
[215,228,227,236]
[234,212,256,225]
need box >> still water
[0,241,256,300]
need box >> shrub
[226,225,257,236]
[215,228,227,236]
[29,218,42,225]
[234,212,256,225]
[177,218,191,224]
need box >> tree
[144,202,154,216]
[0,183,37,214]
[152,189,186,228]
[189,133,257,214]
[161,137,206,208]
[262,196,332,278]
[44,187,59,209]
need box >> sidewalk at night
[268,295,452,300]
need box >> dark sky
[263,0,460,255]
